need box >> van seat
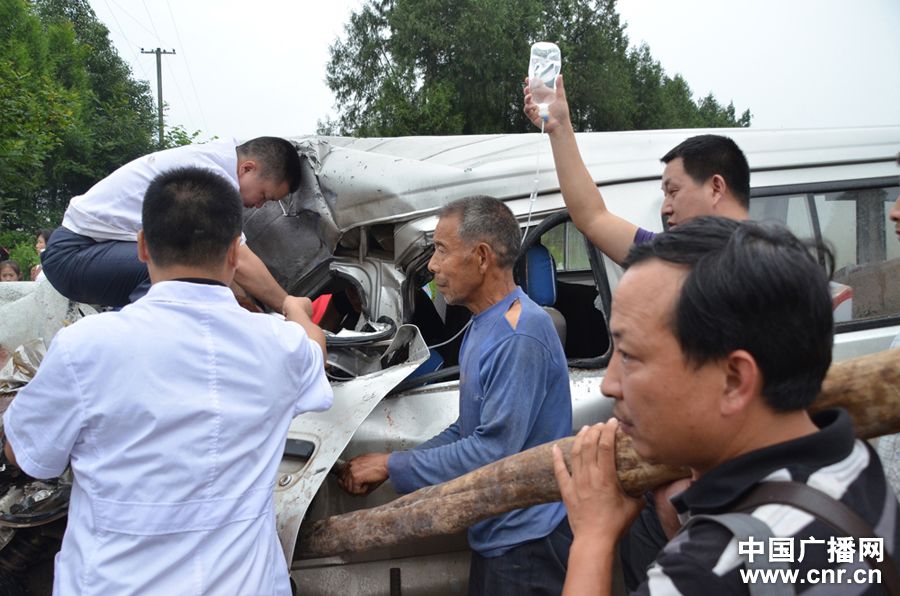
[522,243,566,346]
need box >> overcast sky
[88,0,900,140]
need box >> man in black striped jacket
[552,216,899,595]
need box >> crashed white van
[1,127,898,594]
[240,127,900,594]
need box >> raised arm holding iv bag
[528,42,562,119]
[522,41,562,243]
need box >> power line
[141,47,176,146]
[163,71,196,132]
[106,0,158,40]
[165,0,210,133]
[96,1,195,137]
[140,0,163,41]
[136,0,195,129]
[101,0,151,81]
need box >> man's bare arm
[524,75,639,266]
[234,244,289,312]
[282,296,327,362]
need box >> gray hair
[438,196,521,269]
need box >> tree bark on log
[297,347,900,559]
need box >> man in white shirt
[3,167,332,595]
[41,137,302,310]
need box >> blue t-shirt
[388,287,572,556]
[634,227,657,244]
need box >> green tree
[322,0,751,136]
[162,122,205,149]
[0,0,82,229]
[32,0,158,215]
[0,0,196,234]
[0,229,39,276]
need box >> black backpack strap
[734,481,900,596]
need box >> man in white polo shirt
[42,136,302,310]
[4,166,332,594]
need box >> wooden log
[297,434,688,558]
[811,347,900,439]
[297,348,900,559]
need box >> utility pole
[141,47,176,146]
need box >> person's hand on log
[554,419,644,539]
[338,452,390,496]
[553,420,644,595]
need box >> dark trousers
[42,227,151,307]
[619,493,668,591]
[468,517,572,596]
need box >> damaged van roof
[283,126,900,230]
[241,126,900,294]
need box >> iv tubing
[521,117,546,246]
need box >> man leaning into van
[339,196,574,595]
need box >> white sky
[88,0,900,140]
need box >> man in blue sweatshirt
[339,195,573,595]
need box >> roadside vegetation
[320,0,751,136]
[0,0,197,271]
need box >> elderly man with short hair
[339,195,574,595]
